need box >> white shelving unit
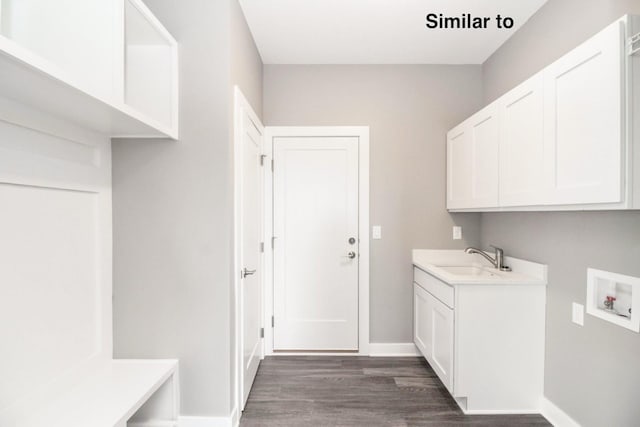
[0,0,178,139]
[124,0,178,137]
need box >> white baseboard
[368,342,421,357]
[230,406,239,427]
[179,407,239,427]
[462,409,542,415]
[540,397,581,427]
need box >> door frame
[263,126,370,356]
[233,86,265,415]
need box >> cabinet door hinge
[271,159,274,172]
[271,316,275,327]
[271,236,277,249]
[260,154,267,166]
[260,242,264,253]
[260,327,264,338]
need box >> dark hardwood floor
[240,356,551,426]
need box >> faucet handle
[489,245,503,254]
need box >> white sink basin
[437,266,499,278]
[412,250,548,286]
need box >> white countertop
[412,249,547,286]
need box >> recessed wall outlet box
[372,225,382,240]
[452,226,462,240]
[586,268,640,332]
[572,302,584,326]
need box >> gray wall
[481,1,640,425]
[263,65,483,343]
[231,0,263,118]
[483,0,640,102]
[113,0,262,418]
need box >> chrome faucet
[465,245,511,271]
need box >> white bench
[10,360,179,427]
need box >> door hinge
[260,327,264,338]
[271,316,274,327]
[271,159,274,172]
[629,32,640,56]
[271,236,277,249]
[260,154,267,166]
[260,242,264,253]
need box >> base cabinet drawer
[414,267,454,308]
[413,283,454,393]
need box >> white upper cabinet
[0,0,178,139]
[0,0,116,100]
[498,73,545,207]
[543,20,623,205]
[447,15,638,211]
[447,104,499,209]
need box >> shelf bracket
[629,31,640,56]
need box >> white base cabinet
[447,14,640,211]
[413,266,546,413]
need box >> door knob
[347,251,356,259]
[242,268,256,278]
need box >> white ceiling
[238,0,548,64]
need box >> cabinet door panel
[414,283,454,393]
[413,284,432,358]
[447,107,500,210]
[430,295,454,393]
[470,109,499,208]
[499,74,545,206]
[543,20,623,205]
[446,127,472,209]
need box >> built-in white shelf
[124,0,178,136]
[0,0,178,139]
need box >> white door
[273,136,359,350]
[499,73,545,207]
[239,112,263,407]
[543,19,623,205]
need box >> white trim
[368,343,421,357]
[540,397,581,427]
[230,406,239,427]
[462,409,543,415]
[232,87,265,418]
[270,351,362,356]
[179,412,238,427]
[263,126,370,356]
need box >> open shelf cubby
[124,0,178,137]
[0,0,178,139]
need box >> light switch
[572,302,584,326]
[372,225,382,240]
[452,226,462,240]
